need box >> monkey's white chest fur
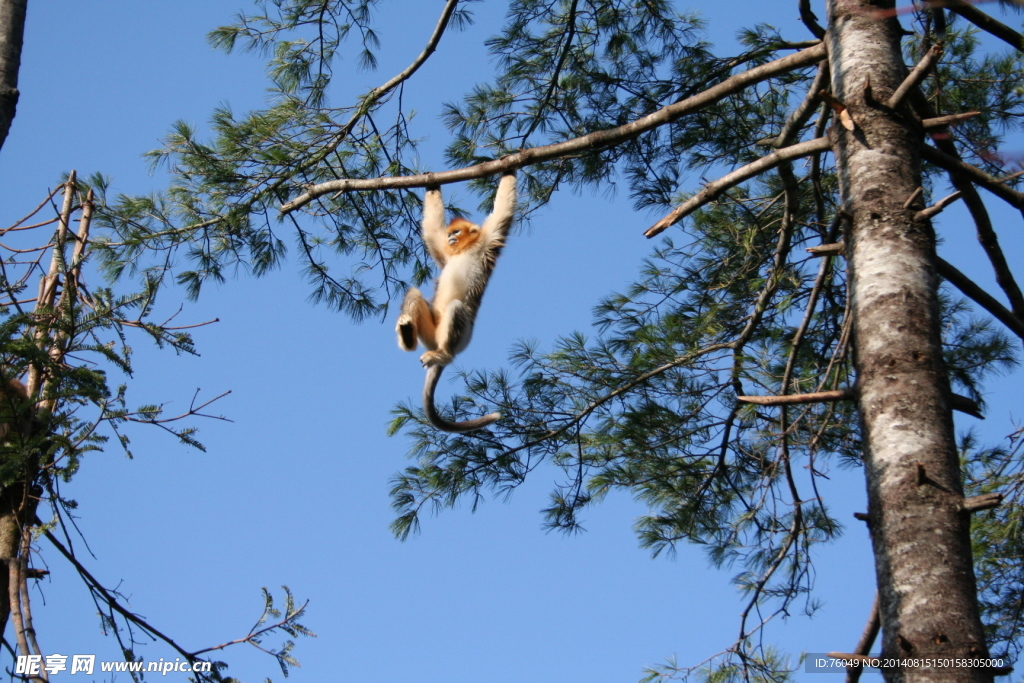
[434,250,486,312]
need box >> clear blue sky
[0,2,1019,681]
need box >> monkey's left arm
[481,173,517,246]
[422,185,449,266]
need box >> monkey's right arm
[422,186,448,267]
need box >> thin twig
[0,216,61,234]
[915,190,962,221]
[190,600,310,656]
[902,187,924,210]
[520,0,579,145]
[45,530,196,662]
[3,186,62,232]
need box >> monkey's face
[446,218,480,254]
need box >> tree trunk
[0,0,28,154]
[0,481,36,637]
[826,1,991,682]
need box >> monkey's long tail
[423,364,502,433]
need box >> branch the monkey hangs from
[396,173,517,432]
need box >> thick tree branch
[281,42,827,212]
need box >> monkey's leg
[421,300,472,367]
[396,288,437,351]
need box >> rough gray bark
[0,0,27,154]
[827,1,991,681]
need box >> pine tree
[101,1,1024,680]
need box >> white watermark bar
[805,653,1009,675]
[15,654,213,676]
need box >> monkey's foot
[396,315,417,351]
[420,350,452,367]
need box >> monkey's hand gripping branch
[423,364,501,433]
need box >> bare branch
[799,0,826,38]
[281,42,828,212]
[3,185,62,232]
[331,0,459,146]
[520,0,579,145]
[737,388,853,405]
[950,393,984,419]
[962,493,1003,512]
[937,257,1024,341]
[645,137,832,238]
[914,190,962,221]
[845,593,880,683]
[919,111,979,128]
[915,106,1024,320]
[921,145,1024,209]
[366,0,459,104]
[45,530,196,662]
[807,241,845,255]
[27,173,76,399]
[772,61,830,148]
[887,43,943,110]
[902,186,924,210]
